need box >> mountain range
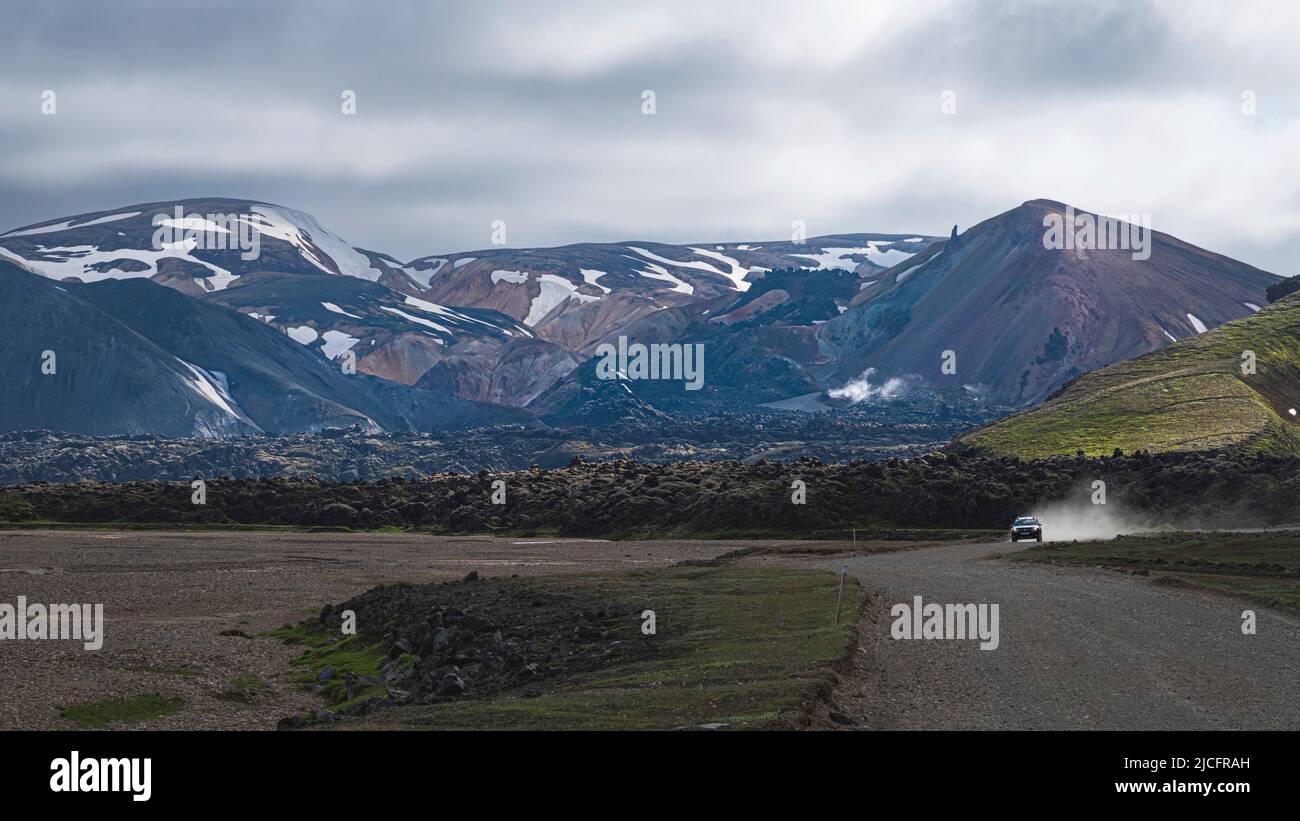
[0,197,1286,438]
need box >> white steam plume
[828,367,906,403]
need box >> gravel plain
[0,529,737,730]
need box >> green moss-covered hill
[959,292,1300,458]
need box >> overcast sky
[0,0,1296,274]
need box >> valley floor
[3,529,1297,731]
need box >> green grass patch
[214,675,273,704]
[342,565,864,731]
[60,693,186,728]
[1009,530,1300,610]
[0,521,335,533]
[273,627,390,714]
[267,622,338,648]
[705,538,976,564]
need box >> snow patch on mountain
[242,205,378,281]
[1186,313,1208,334]
[19,242,233,287]
[894,260,927,283]
[688,247,754,292]
[525,274,600,326]
[380,306,451,337]
[321,329,360,359]
[628,245,749,292]
[321,301,362,319]
[2,211,141,238]
[403,294,455,315]
[177,359,243,419]
[491,269,530,284]
[580,268,611,294]
[793,243,916,272]
[287,325,319,344]
[158,215,232,234]
[406,258,446,288]
[857,243,914,267]
[401,295,522,335]
[632,261,694,295]
[0,247,41,273]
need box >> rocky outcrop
[278,574,654,726]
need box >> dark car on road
[1010,516,1043,542]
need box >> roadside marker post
[835,565,848,625]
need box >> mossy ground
[59,693,187,728]
[1008,530,1300,610]
[963,296,1300,458]
[296,565,864,730]
[213,675,274,704]
[269,628,391,713]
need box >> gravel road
[833,541,1300,730]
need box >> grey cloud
[0,0,1296,274]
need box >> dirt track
[830,541,1300,730]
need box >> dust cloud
[1025,498,1149,544]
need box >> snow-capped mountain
[0,198,384,296]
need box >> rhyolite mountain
[957,291,1300,458]
[819,199,1282,406]
[0,196,1288,438]
[530,266,865,413]
[402,233,929,351]
[203,270,546,392]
